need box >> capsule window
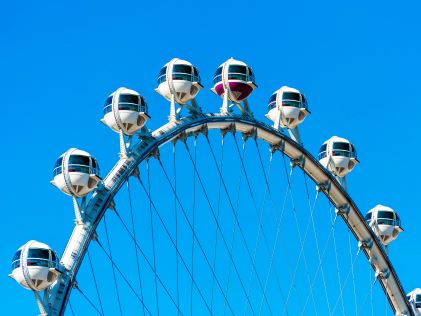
[27,259,50,267]
[68,155,90,166]
[53,158,63,175]
[119,94,139,104]
[318,144,328,160]
[12,260,20,269]
[55,157,63,168]
[91,158,100,175]
[158,66,167,76]
[350,144,357,157]
[173,64,192,74]
[267,93,277,111]
[213,67,223,84]
[283,92,301,102]
[376,211,396,225]
[104,96,113,106]
[28,249,50,260]
[248,67,254,78]
[416,294,421,302]
[332,142,350,151]
[228,65,247,74]
[13,250,21,262]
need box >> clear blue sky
[1,0,420,315]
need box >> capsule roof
[107,87,140,98]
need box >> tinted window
[269,93,277,103]
[55,157,63,168]
[248,67,253,77]
[365,213,372,220]
[283,92,301,101]
[68,165,90,173]
[301,94,307,104]
[104,96,113,106]
[228,65,247,74]
[13,250,21,261]
[193,67,199,76]
[319,144,327,153]
[51,251,57,262]
[119,94,139,104]
[69,155,90,166]
[158,66,167,76]
[332,142,350,151]
[214,67,222,77]
[27,259,49,267]
[416,294,421,302]
[91,159,97,168]
[378,211,395,219]
[28,248,50,259]
[173,64,192,74]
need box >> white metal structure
[211,57,257,116]
[10,58,415,316]
[265,85,310,143]
[318,136,359,189]
[10,241,61,316]
[365,204,403,246]
[155,58,203,122]
[51,148,101,224]
[101,87,150,158]
[407,288,421,315]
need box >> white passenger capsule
[155,58,203,104]
[365,205,403,246]
[318,136,359,177]
[101,87,150,135]
[407,288,421,315]
[51,148,101,198]
[266,86,310,129]
[9,240,61,291]
[211,57,257,103]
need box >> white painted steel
[47,114,413,316]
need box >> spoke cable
[210,136,225,312]
[87,250,105,315]
[173,143,181,315]
[146,160,160,315]
[252,139,289,316]
[111,203,189,315]
[223,135,244,316]
[303,173,332,315]
[95,237,153,315]
[190,137,198,316]
[174,140,250,315]
[103,215,123,316]
[258,151,292,316]
[127,180,146,315]
[137,169,219,315]
[280,154,318,316]
[74,284,104,316]
[329,239,362,315]
[68,299,75,316]
[230,137,273,316]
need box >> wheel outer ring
[48,114,414,316]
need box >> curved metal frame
[46,114,413,316]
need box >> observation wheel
[10,57,418,316]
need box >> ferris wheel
[9,57,420,316]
